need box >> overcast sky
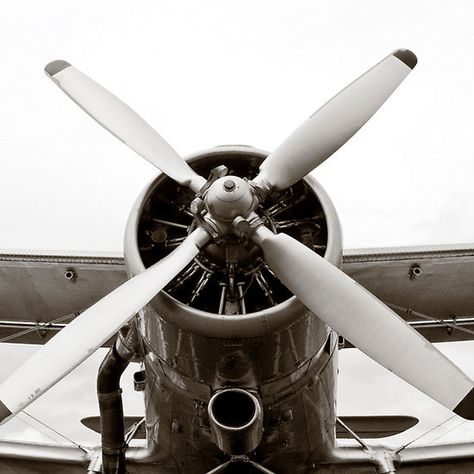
[1,0,474,454]
[0,0,473,251]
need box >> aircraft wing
[0,440,87,473]
[0,251,127,344]
[2,438,474,473]
[0,243,473,345]
[0,440,171,473]
[342,243,474,345]
[330,441,474,473]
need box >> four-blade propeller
[1,49,473,427]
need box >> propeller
[253,49,417,193]
[2,47,471,433]
[251,225,474,419]
[44,60,206,193]
[0,228,209,424]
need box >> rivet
[64,269,77,283]
[171,420,181,433]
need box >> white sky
[1,0,474,455]
[0,0,474,251]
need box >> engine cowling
[124,145,342,338]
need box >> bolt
[409,264,422,280]
[223,179,236,192]
[282,409,293,422]
[233,216,250,235]
[190,197,205,215]
[151,228,167,243]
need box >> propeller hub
[204,176,255,222]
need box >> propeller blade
[0,228,209,424]
[252,225,474,419]
[253,49,417,192]
[45,60,206,193]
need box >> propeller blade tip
[0,400,11,424]
[44,60,71,77]
[392,49,418,69]
[454,387,474,420]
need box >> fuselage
[139,307,338,473]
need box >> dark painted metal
[97,323,141,474]
[44,59,71,77]
[133,296,339,471]
[393,49,418,69]
[81,416,146,439]
[0,400,11,424]
[97,345,129,474]
[336,416,419,439]
[454,387,474,420]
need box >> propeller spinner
[1,49,473,426]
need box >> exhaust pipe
[208,388,263,455]
[97,323,140,474]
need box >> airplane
[1,48,474,473]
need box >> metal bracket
[249,179,271,204]
[248,460,278,473]
[232,213,264,239]
[447,316,456,335]
[196,165,229,199]
[335,417,399,473]
[86,448,102,473]
[190,197,220,239]
[230,454,250,462]
[204,456,277,474]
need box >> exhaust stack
[208,388,263,455]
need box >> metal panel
[0,252,127,344]
[342,244,474,344]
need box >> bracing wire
[22,410,90,454]
[396,414,457,454]
[428,418,468,445]
[386,303,474,338]
[17,413,63,446]
[0,312,79,344]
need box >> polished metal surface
[204,176,255,221]
[208,388,263,454]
